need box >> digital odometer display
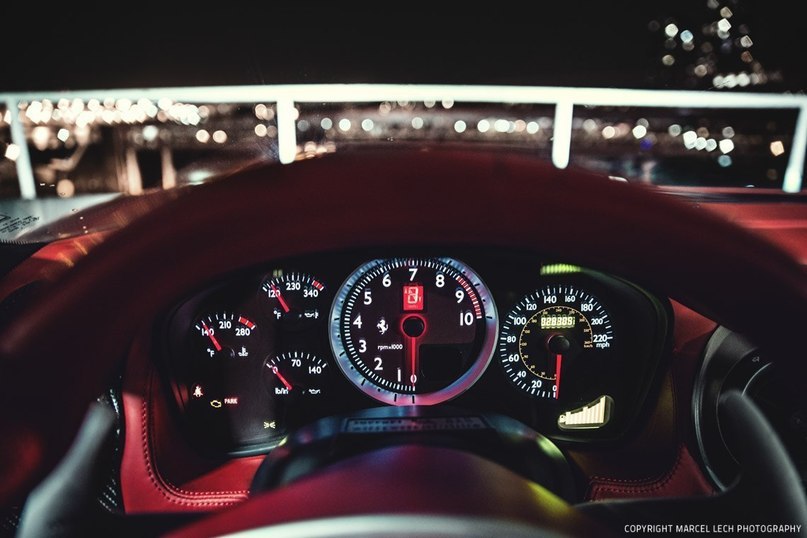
[540,314,576,329]
[329,258,498,405]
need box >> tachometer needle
[555,353,563,400]
[271,284,291,313]
[271,366,293,391]
[406,336,418,386]
[200,321,222,352]
[401,315,426,387]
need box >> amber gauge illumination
[499,285,614,401]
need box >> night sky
[0,2,804,92]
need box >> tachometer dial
[499,285,613,401]
[261,272,325,330]
[330,258,498,405]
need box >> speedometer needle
[271,366,293,391]
[546,334,569,400]
[200,321,222,352]
[271,284,291,313]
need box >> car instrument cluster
[162,251,670,455]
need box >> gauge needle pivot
[200,321,222,352]
[271,365,293,391]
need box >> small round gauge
[499,285,614,400]
[262,272,326,330]
[330,257,498,406]
[193,311,259,360]
[263,351,329,397]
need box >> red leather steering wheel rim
[1,149,805,507]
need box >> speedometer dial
[330,258,498,405]
[499,285,614,401]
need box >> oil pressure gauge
[263,351,329,397]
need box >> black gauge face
[185,311,287,446]
[330,258,498,405]
[261,272,326,330]
[165,253,668,452]
[499,286,614,402]
[193,311,259,361]
[172,270,334,453]
[263,351,329,398]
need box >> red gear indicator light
[403,284,424,311]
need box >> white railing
[2,84,806,197]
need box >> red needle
[555,353,563,400]
[200,321,222,352]
[271,284,291,313]
[401,315,425,387]
[402,335,420,386]
[272,366,293,391]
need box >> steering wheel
[1,149,806,536]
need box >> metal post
[6,99,37,199]
[552,100,574,169]
[276,99,298,165]
[783,104,806,193]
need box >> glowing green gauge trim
[540,263,582,275]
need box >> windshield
[0,2,804,242]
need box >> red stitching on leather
[589,444,687,491]
[586,369,698,497]
[138,370,248,506]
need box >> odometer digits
[330,258,498,405]
[540,313,576,330]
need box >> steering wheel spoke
[578,391,807,532]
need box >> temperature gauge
[262,272,326,330]
[193,311,258,360]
